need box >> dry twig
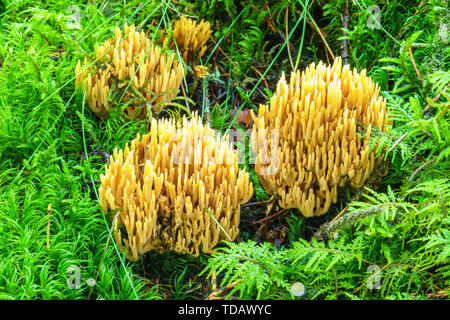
[408,47,424,85]
[423,83,450,115]
[253,208,288,225]
[206,280,241,300]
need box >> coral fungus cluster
[171,15,211,67]
[75,23,184,119]
[84,19,389,260]
[99,114,253,261]
[251,57,390,217]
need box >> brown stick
[241,199,273,208]
[253,208,288,224]
[206,280,241,300]
[423,83,450,115]
[329,206,348,225]
[388,132,409,153]
[409,47,424,85]
[211,270,217,291]
[409,159,435,182]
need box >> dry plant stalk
[251,57,390,217]
[75,23,184,119]
[99,114,253,261]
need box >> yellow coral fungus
[193,65,209,79]
[99,114,253,261]
[75,23,184,119]
[171,16,211,75]
[251,57,390,217]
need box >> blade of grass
[225,4,308,133]
[294,0,309,70]
[205,208,232,241]
[205,7,247,65]
[117,1,170,106]
[81,85,140,300]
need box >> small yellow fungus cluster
[172,16,211,67]
[75,23,183,119]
